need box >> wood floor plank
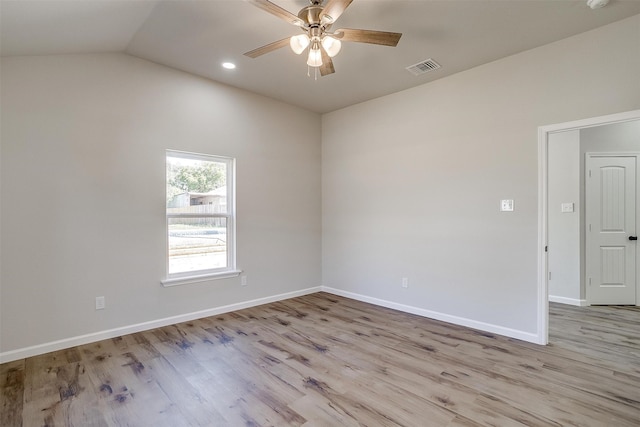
[289,393,361,427]
[2,294,640,426]
[0,360,24,427]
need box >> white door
[586,156,637,305]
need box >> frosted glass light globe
[322,36,342,57]
[307,45,323,67]
[290,34,310,55]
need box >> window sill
[161,270,242,287]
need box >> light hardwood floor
[1,293,639,426]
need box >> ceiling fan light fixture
[321,36,342,57]
[290,34,310,54]
[245,0,402,77]
[307,41,323,67]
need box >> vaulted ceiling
[2,1,639,113]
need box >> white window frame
[162,150,239,287]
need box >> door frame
[537,109,640,345]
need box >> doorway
[537,109,640,345]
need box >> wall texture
[548,130,581,304]
[0,53,322,356]
[322,15,640,339]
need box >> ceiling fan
[244,0,402,77]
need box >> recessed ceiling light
[222,62,236,70]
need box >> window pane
[166,155,227,214]
[168,217,227,274]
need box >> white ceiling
[2,0,639,113]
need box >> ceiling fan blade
[244,37,291,58]
[334,28,402,47]
[245,0,304,26]
[319,47,335,76]
[320,0,353,24]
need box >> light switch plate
[561,202,574,213]
[500,199,514,212]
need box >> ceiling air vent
[406,58,441,76]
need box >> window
[163,150,237,286]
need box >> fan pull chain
[306,65,319,80]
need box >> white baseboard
[0,286,322,364]
[1,285,546,363]
[321,287,542,344]
[549,295,588,306]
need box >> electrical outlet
[402,277,408,288]
[241,276,248,286]
[95,296,105,310]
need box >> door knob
[629,236,638,241]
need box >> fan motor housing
[298,5,323,26]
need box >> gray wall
[548,130,581,303]
[322,15,640,338]
[581,120,640,152]
[0,53,322,355]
